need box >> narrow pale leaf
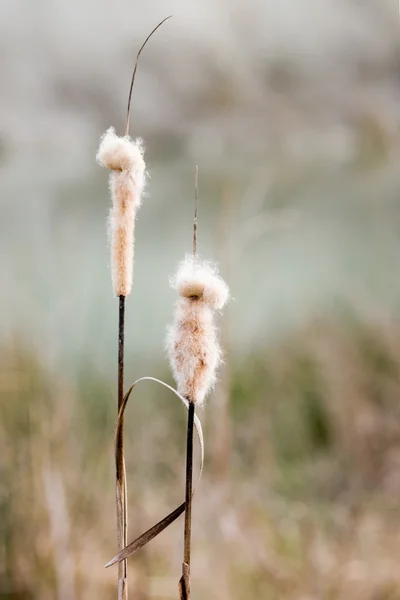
[105,503,185,567]
[105,377,204,568]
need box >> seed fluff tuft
[96,127,146,296]
[172,255,229,309]
[167,256,229,405]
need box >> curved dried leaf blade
[105,502,185,567]
[105,377,204,568]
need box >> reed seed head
[172,256,229,309]
[96,127,146,297]
[97,127,145,176]
[167,256,229,405]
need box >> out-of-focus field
[1,1,400,598]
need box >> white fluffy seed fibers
[96,127,146,296]
[167,256,229,405]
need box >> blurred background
[1,0,400,598]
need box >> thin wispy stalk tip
[125,15,172,136]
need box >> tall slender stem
[124,16,172,137]
[116,295,128,600]
[180,166,199,599]
[193,166,198,258]
[118,297,125,413]
[180,400,195,600]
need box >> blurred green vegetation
[2,128,400,599]
[3,307,400,599]
[2,127,400,599]
[1,2,400,598]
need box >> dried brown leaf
[105,377,204,568]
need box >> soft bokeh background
[1,0,400,598]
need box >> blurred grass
[3,308,400,599]
[1,2,400,596]
[2,129,400,599]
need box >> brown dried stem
[125,16,172,137]
[179,172,199,598]
[193,165,198,258]
[179,400,195,600]
[116,295,128,600]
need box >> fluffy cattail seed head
[96,127,146,296]
[173,256,229,309]
[167,256,229,405]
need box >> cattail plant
[104,171,229,600]
[167,169,229,598]
[96,17,171,600]
[97,129,145,297]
